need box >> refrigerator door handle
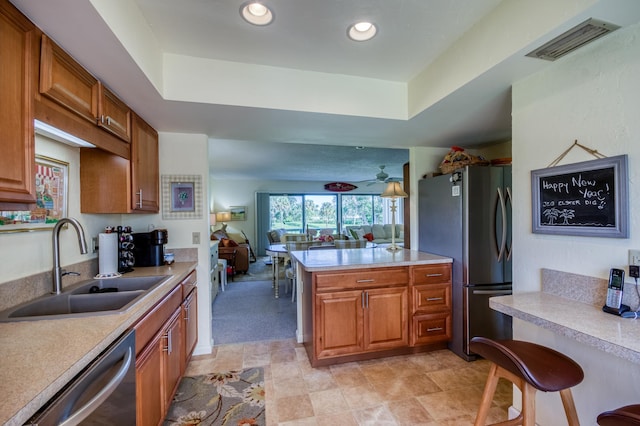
[472,289,512,295]
[505,186,513,262]
[494,187,507,262]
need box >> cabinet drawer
[413,283,451,313]
[412,264,451,285]
[181,270,197,299]
[411,313,451,346]
[133,284,182,355]
[315,268,408,292]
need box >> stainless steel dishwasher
[25,329,136,425]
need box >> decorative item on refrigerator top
[132,229,168,267]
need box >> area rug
[233,256,283,282]
[164,368,265,426]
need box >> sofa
[211,228,251,274]
[345,224,404,245]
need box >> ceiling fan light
[348,21,377,42]
[240,2,274,26]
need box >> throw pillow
[363,233,374,242]
[371,224,386,240]
[226,239,239,247]
[353,228,366,240]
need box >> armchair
[212,229,250,274]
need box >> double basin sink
[0,275,169,322]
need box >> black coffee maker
[132,229,168,267]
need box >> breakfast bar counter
[490,292,640,365]
[0,262,197,426]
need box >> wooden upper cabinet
[39,34,98,125]
[39,34,131,143]
[131,113,159,212]
[0,0,37,208]
[97,83,131,142]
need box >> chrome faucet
[52,217,88,294]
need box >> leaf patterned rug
[164,368,265,426]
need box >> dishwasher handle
[59,346,133,426]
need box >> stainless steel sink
[69,275,169,295]
[0,275,169,322]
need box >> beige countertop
[290,247,452,271]
[0,262,197,426]
[490,292,640,365]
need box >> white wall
[126,132,213,355]
[512,22,640,423]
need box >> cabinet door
[315,290,363,358]
[136,331,164,426]
[0,1,36,206]
[97,82,131,142]
[162,308,183,408]
[131,113,159,212]
[39,34,98,124]
[182,288,198,372]
[364,287,408,351]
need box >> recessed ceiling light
[240,2,274,26]
[348,21,377,42]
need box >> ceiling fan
[359,165,402,186]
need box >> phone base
[602,304,630,316]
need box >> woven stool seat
[470,336,584,426]
[598,404,640,425]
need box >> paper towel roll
[98,233,118,276]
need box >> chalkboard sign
[531,155,628,238]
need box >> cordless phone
[603,268,630,315]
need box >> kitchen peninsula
[290,247,452,367]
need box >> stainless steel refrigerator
[418,165,512,361]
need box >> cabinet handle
[426,297,443,301]
[426,273,443,277]
[427,327,443,332]
[100,115,104,124]
[361,292,365,309]
[106,116,112,126]
[164,328,174,354]
[356,279,374,283]
[366,291,369,308]
[184,305,190,321]
[136,190,143,208]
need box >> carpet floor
[212,257,295,345]
[164,368,265,426]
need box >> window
[268,193,401,235]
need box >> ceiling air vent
[526,18,620,61]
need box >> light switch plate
[629,249,640,266]
[451,185,460,197]
[192,232,200,245]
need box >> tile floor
[185,339,513,425]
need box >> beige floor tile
[276,394,315,422]
[340,383,383,409]
[303,369,338,393]
[331,368,368,388]
[359,361,397,382]
[315,411,358,426]
[309,388,350,416]
[351,404,398,425]
[271,361,302,380]
[386,397,435,424]
[273,376,309,399]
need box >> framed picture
[230,206,246,221]
[162,175,203,219]
[531,154,628,238]
[0,155,69,233]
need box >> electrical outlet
[192,232,200,245]
[630,265,640,279]
[629,249,640,266]
[92,237,98,253]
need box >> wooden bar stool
[470,336,584,426]
[597,405,640,425]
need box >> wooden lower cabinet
[136,331,164,426]
[307,263,451,366]
[134,271,197,426]
[314,286,408,360]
